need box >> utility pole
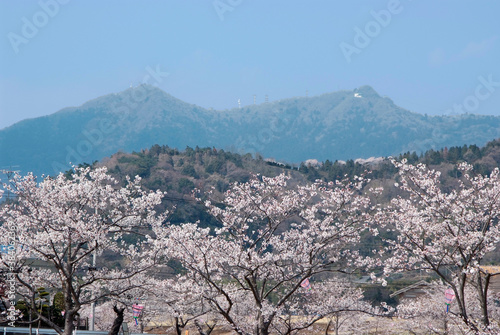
[90,207,97,331]
[90,249,96,330]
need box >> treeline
[298,139,500,182]
[108,145,252,189]
[100,139,500,194]
[104,144,297,227]
[96,139,500,198]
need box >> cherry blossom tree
[152,277,219,335]
[396,280,500,335]
[79,274,221,335]
[80,300,120,332]
[271,278,385,335]
[158,174,382,335]
[0,166,166,335]
[78,273,157,333]
[130,276,217,335]
[395,280,464,335]
[381,160,500,332]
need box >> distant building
[304,159,322,168]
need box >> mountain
[1,84,500,177]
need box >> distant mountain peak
[118,84,175,101]
[124,83,165,95]
[2,85,500,177]
[354,85,380,98]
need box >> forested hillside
[88,138,500,236]
[100,139,500,198]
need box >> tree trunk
[175,317,183,335]
[29,292,34,335]
[108,305,125,335]
[335,313,339,335]
[477,272,490,328]
[194,319,216,335]
[256,312,269,335]
[323,318,332,335]
[63,241,75,335]
[456,275,474,330]
[63,311,75,335]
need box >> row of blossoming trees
[1,160,500,335]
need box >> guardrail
[1,327,147,335]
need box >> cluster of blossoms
[0,167,166,335]
[2,159,500,334]
[380,160,500,333]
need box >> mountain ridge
[1,84,500,177]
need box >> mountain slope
[0,85,216,176]
[1,84,500,176]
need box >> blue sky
[1,0,499,129]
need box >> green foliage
[216,180,229,193]
[118,152,158,178]
[63,162,95,180]
[178,178,195,193]
[168,202,222,228]
[144,177,165,190]
[14,289,65,328]
[181,164,198,178]
[50,292,65,328]
[15,300,30,322]
[35,287,50,310]
[53,292,64,311]
[205,158,224,174]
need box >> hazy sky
[1,0,499,129]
